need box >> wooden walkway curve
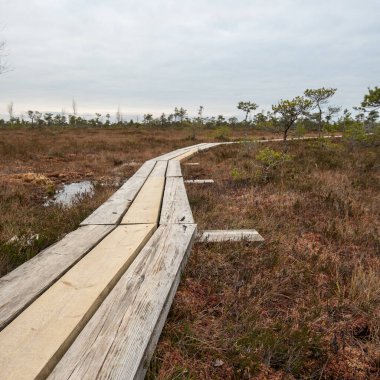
[0,136,341,379]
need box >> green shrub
[368,125,380,146]
[323,123,340,134]
[305,139,345,169]
[214,126,232,141]
[343,123,369,144]
[256,148,292,168]
[231,167,241,181]
[295,123,306,138]
[253,148,293,183]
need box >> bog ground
[0,127,379,379]
[149,139,379,379]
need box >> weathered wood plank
[192,142,214,150]
[166,160,182,177]
[80,175,147,225]
[0,224,156,380]
[160,177,194,224]
[185,179,214,184]
[197,229,264,242]
[121,177,165,224]
[48,224,197,380]
[0,225,114,331]
[153,147,191,161]
[149,160,167,177]
[173,149,198,162]
[197,142,222,151]
[154,143,209,161]
[133,160,156,177]
[184,162,199,166]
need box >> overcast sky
[0,0,379,119]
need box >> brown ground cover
[149,138,380,379]
[2,127,376,379]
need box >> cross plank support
[197,229,264,243]
[184,179,214,184]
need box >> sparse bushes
[230,167,244,182]
[213,126,232,141]
[256,147,292,168]
[307,139,345,170]
[295,122,306,137]
[344,123,369,145]
[254,147,293,183]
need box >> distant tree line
[1,88,379,142]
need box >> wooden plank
[185,179,214,184]
[133,160,156,177]
[160,177,194,224]
[166,160,182,177]
[153,147,191,161]
[197,142,222,151]
[121,177,165,224]
[149,160,167,177]
[0,225,114,331]
[80,175,147,225]
[154,143,209,161]
[192,142,214,150]
[0,224,156,380]
[173,149,198,162]
[48,224,197,380]
[197,229,264,243]
[184,162,199,166]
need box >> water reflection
[45,181,94,207]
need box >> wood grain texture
[198,142,223,151]
[184,179,214,184]
[0,225,114,331]
[133,160,156,177]
[153,148,190,161]
[166,160,182,177]
[160,177,194,224]
[121,177,165,225]
[0,224,156,380]
[197,229,264,242]
[48,224,197,380]
[191,142,214,150]
[80,175,147,225]
[173,149,198,162]
[149,160,167,177]
[153,143,209,161]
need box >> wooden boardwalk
[0,135,341,379]
[0,142,222,380]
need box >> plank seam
[80,161,157,226]
[0,225,116,331]
[136,226,197,379]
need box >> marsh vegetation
[149,138,380,379]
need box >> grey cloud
[0,0,379,118]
